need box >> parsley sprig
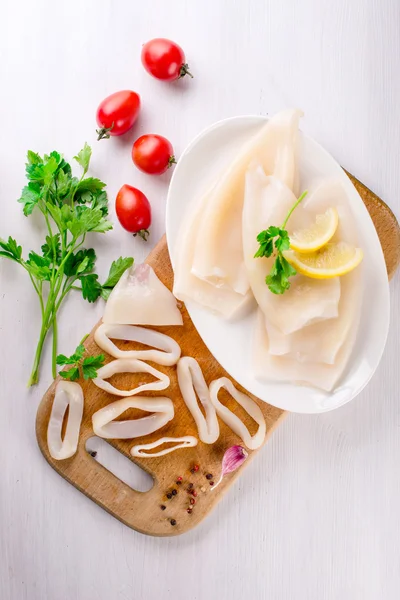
[0,145,133,386]
[57,337,105,381]
[254,190,308,294]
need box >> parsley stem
[281,190,308,229]
[52,314,58,380]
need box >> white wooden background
[1,1,400,598]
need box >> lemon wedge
[284,242,363,279]
[289,207,339,253]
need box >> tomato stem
[133,229,150,242]
[178,64,193,79]
[96,122,114,141]
[168,155,177,168]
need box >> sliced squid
[92,358,170,397]
[191,109,302,295]
[209,378,266,450]
[103,263,183,326]
[177,357,219,444]
[252,305,360,392]
[131,436,198,458]
[173,186,252,318]
[47,381,84,460]
[242,165,341,335]
[92,396,174,439]
[94,323,181,366]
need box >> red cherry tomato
[141,38,193,81]
[132,134,176,175]
[96,91,141,140]
[115,185,151,240]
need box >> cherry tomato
[96,91,141,140]
[115,185,151,240]
[141,38,193,81]
[132,134,176,175]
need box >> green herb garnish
[57,336,105,381]
[0,145,133,386]
[254,190,308,294]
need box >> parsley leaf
[275,229,291,252]
[92,191,109,216]
[82,354,105,380]
[64,248,96,277]
[18,182,42,216]
[57,339,104,381]
[67,206,104,237]
[41,234,61,265]
[79,273,103,302]
[102,257,133,292]
[73,143,92,174]
[254,190,308,294]
[59,366,80,381]
[26,252,52,281]
[0,237,23,263]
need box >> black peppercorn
[170,519,177,526]
[160,505,166,511]
[89,450,97,458]
[166,493,172,499]
[188,483,194,490]
[205,473,213,480]
[171,489,177,496]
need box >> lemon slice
[284,242,363,279]
[289,207,339,253]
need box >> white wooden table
[1,1,400,598]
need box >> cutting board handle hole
[85,437,153,493]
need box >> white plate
[166,116,390,414]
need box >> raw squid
[92,396,174,439]
[92,358,170,397]
[177,357,219,444]
[131,436,198,458]
[94,324,181,366]
[103,263,183,326]
[242,165,341,334]
[209,378,266,450]
[47,381,84,460]
[191,109,302,295]
[173,186,252,317]
[253,305,360,392]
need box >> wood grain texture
[2,1,400,598]
[347,172,400,279]
[36,239,284,536]
[35,176,399,536]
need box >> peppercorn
[190,468,195,474]
[160,505,166,511]
[188,483,194,490]
[176,476,183,482]
[171,489,177,496]
[166,493,172,499]
[187,508,193,514]
[205,473,213,480]
[191,490,198,497]
[89,450,97,458]
[170,519,177,526]
[193,464,199,472]
[190,498,195,505]
[176,480,182,485]
[209,481,214,486]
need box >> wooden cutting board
[36,173,400,537]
